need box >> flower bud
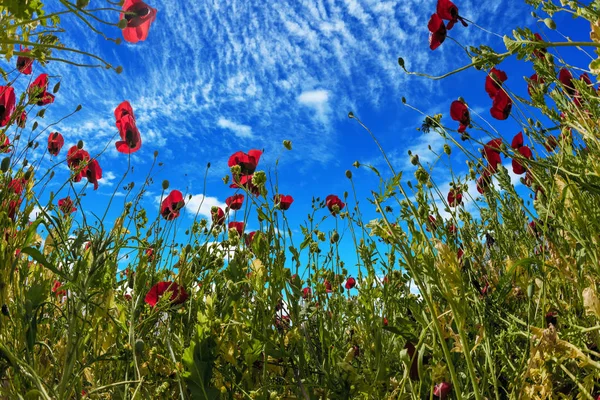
[410,154,419,166]
[544,18,556,30]
[283,140,292,150]
[162,180,169,190]
[115,66,123,74]
[348,111,354,119]
[443,144,451,155]
[77,140,84,149]
[1,157,10,172]
[345,170,352,179]
[352,161,360,168]
[331,231,339,243]
[117,19,128,29]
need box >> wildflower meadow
[1,0,600,398]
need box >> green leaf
[21,246,66,280]
[181,324,220,399]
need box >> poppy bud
[348,111,354,119]
[77,140,84,149]
[53,82,61,94]
[76,0,90,8]
[283,140,292,150]
[117,18,128,29]
[331,231,339,243]
[544,18,556,30]
[153,150,158,158]
[527,282,535,298]
[135,339,145,353]
[75,105,82,112]
[207,162,211,168]
[1,157,10,172]
[24,168,32,181]
[410,154,419,165]
[443,144,451,155]
[345,170,352,179]
[397,57,405,69]
[1,304,8,316]
[115,66,123,74]
[352,161,360,168]
[162,180,169,190]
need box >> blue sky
[6,0,594,278]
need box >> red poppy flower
[230,174,261,196]
[228,221,245,236]
[477,169,493,194]
[325,194,345,216]
[483,138,503,172]
[447,188,462,207]
[511,132,523,149]
[161,190,184,220]
[52,280,67,297]
[302,287,312,299]
[28,74,55,106]
[490,90,512,120]
[228,149,263,175]
[533,33,547,59]
[558,68,575,96]
[426,215,437,232]
[16,48,33,75]
[85,159,102,190]
[545,311,557,327]
[485,67,508,99]
[211,206,225,225]
[383,317,389,327]
[434,382,452,399]
[16,111,26,128]
[145,246,155,261]
[274,194,293,210]
[226,194,244,210]
[67,146,91,182]
[58,197,77,215]
[450,100,469,133]
[448,224,458,235]
[545,135,558,152]
[48,132,64,156]
[114,100,135,121]
[8,178,26,196]
[324,279,333,293]
[512,145,532,175]
[428,13,447,50]
[115,114,142,154]
[0,86,16,127]
[120,0,157,44]
[0,134,10,153]
[527,73,544,96]
[144,281,188,307]
[436,0,467,29]
[245,231,256,247]
[345,277,356,290]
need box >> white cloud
[183,194,227,220]
[297,89,331,122]
[217,118,253,139]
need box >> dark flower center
[0,105,5,118]
[125,5,150,22]
[126,129,135,147]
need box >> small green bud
[544,18,556,30]
[1,157,10,172]
[222,175,230,184]
[75,104,82,112]
[444,144,451,155]
[77,140,84,149]
[401,97,406,104]
[345,170,352,179]
[527,282,535,298]
[331,231,339,243]
[115,66,124,74]
[283,140,292,150]
[135,339,145,353]
[162,180,169,190]
[53,82,61,94]
[348,111,354,119]
[410,154,419,166]
[117,19,128,29]
[153,150,158,158]
[397,57,405,69]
